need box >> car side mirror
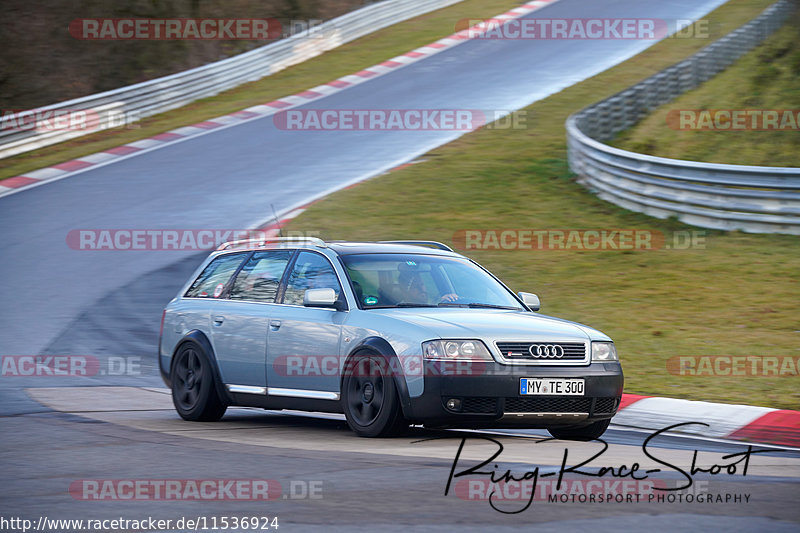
[518,292,540,311]
[304,288,345,310]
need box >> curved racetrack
[2,1,798,530]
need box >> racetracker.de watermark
[1,355,142,377]
[68,479,322,501]
[1,109,139,132]
[68,18,282,40]
[455,18,710,40]
[452,229,706,251]
[667,356,800,377]
[667,109,800,131]
[66,229,320,251]
[458,18,667,40]
[453,478,749,505]
[275,355,492,378]
[272,109,529,131]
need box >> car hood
[369,308,610,342]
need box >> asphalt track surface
[4,386,800,532]
[4,0,798,530]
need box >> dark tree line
[0,0,375,109]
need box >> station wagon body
[159,238,623,439]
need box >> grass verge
[0,0,521,181]
[285,0,800,409]
[611,7,800,166]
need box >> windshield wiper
[370,302,520,310]
[393,302,439,308]
[438,302,521,310]
[368,302,439,309]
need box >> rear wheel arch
[172,330,232,405]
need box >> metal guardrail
[566,0,800,235]
[0,0,463,160]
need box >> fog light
[446,398,462,412]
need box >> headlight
[423,340,493,361]
[592,342,618,362]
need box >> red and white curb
[615,394,800,448]
[0,0,560,199]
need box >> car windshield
[341,253,525,310]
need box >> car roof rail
[216,236,327,251]
[377,240,454,252]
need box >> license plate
[520,378,584,396]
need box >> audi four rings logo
[529,344,565,358]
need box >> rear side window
[230,250,292,302]
[282,251,342,305]
[184,253,247,298]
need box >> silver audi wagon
[159,238,623,439]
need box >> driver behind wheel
[398,272,457,304]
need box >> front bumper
[403,360,624,428]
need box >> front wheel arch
[343,337,412,418]
[340,349,408,437]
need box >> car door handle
[213,316,225,325]
[270,320,281,330]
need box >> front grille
[460,397,498,414]
[496,342,586,361]
[505,397,592,413]
[504,396,619,414]
[455,396,619,415]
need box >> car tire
[547,418,610,441]
[342,352,407,437]
[170,341,227,422]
